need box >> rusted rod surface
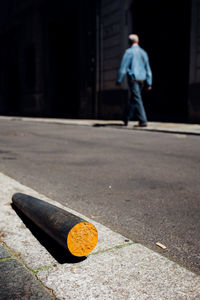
[12,193,98,257]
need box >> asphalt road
[0,119,199,274]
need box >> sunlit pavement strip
[0,173,200,299]
[0,116,200,135]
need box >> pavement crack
[0,257,13,262]
[90,241,135,256]
[32,265,53,275]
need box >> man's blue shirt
[117,45,152,87]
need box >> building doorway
[48,16,80,118]
[6,38,20,115]
[131,0,190,122]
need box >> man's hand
[115,82,121,88]
[146,86,152,91]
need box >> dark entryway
[131,0,190,122]
[6,39,20,115]
[48,16,80,118]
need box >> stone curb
[0,173,200,299]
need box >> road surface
[0,118,199,273]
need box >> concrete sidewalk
[0,116,200,135]
[0,173,200,299]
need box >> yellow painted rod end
[67,222,98,257]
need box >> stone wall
[100,0,123,90]
[20,9,45,116]
[188,0,200,122]
[0,1,45,116]
[98,0,128,119]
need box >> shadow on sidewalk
[12,204,87,264]
[93,123,124,128]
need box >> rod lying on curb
[12,193,98,257]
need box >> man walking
[116,34,152,127]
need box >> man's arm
[144,53,152,88]
[116,50,132,85]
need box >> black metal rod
[12,193,98,257]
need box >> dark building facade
[0,0,97,118]
[0,0,199,122]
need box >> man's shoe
[139,122,148,127]
[134,122,148,127]
[123,119,128,126]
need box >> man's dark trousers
[125,80,147,124]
